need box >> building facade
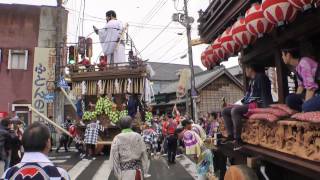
[152,66,244,116]
[0,3,68,125]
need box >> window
[8,49,28,70]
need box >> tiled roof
[159,66,243,94]
[148,62,203,81]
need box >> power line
[151,48,188,71]
[154,36,186,61]
[81,0,86,36]
[132,0,168,38]
[66,7,197,30]
[139,21,172,55]
[144,31,186,57]
[75,0,83,40]
[145,0,168,24]
[131,0,164,36]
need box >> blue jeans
[286,93,320,112]
[302,95,320,112]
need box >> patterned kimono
[110,129,148,180]
[183,130,214,180]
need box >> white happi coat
[110,131,148,180]
[98,19,126,64]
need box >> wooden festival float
[198,0,320,179]
[69,61,151,147]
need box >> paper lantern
[212,37,227,60]
[288,0,313,11]
[245,3,275,37]
[262,0,298,26]
[220,27,241,55]
[201,51,210,68]
[232,17,256,48]
[206,45,219,66]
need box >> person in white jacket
[110,116,149,179]
[94,10,126,64]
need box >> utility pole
[173,0,198,122]
[54,0,64,125]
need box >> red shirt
[162,121,168,136]
[167,118,177,135]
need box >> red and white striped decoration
[231,17,256,48]
[315,0,320,7]
[206,45,218,66]
[201,52,210,68]
[245,3,274,37]
[288,0,313,11]
[262,0,298,26]
[212,37,227,60]
[220,27,241,55]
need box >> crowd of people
[0,117,24,175]
[108,104,221,180]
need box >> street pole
[54,0,64,126]
[183,0,198,122]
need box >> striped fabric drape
[71,78,145,97]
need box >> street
[49,147,196,180]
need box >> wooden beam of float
[60,87,77,111]
[29,106,73,137]
[29,106,112,145]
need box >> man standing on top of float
[93,10,126,64]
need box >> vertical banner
[32,48,56,122]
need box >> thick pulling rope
[60,87,77,111]
[28,106,112,145]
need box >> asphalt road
[49,147,196,180]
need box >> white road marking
[51,159,67,164]
[92,160,112,180]
[68,159,92,179]
[49,155,71,160]
[176,155,197,179]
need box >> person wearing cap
[110,116,149,179]
[94,10,126,64]
[179,120,214,180]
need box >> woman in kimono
[178,120,214,180]
[110,116,149,180]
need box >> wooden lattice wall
[199,75,243,115]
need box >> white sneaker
[176,154,183,158]
[144,174,151,178]
[161,153,167,157]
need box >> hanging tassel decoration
[115,79,120,94]
[81,81,87,95]
[97,80,103,95]
[127,78,132,93]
